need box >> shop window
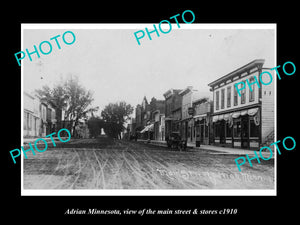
[233,119,241,137]
[214,123,220,138]
[226,121,232,137]
[25,113,32,131]
[28,114,32,130]
[249,118,259,137]
[221,88,225,109]
[205,123,208,137]
[24,112,27,130]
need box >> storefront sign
[188,107,194,115]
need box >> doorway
[241,116,249,148]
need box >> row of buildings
[23,92,89,138]
[127,59,275,150]
[24,91,57,137]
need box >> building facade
[24,92,41,137]
[179,86,202,143]
[24,92,57,138]
[134,96,153,139]
[46,103,56,135]
[163,89,182,139]
[135,104,142,133]
[208,59,274,149]
[193,98,212,145]
[149,97,165,141]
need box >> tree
[35,82,69,125]
[35,75,98,136]
[62,76,98,135]
[101,101,133,139]
[87,116,104,138]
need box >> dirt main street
[23,137,274,189]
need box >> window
[214,122,220,138]
[221,89,225,109]
[234,86,238,106]
[216,91,219,110]
[227,86,231,108]
[24,112,27,130]
[241,80,246,104]
[27,113,32,131]
[226,121,232,137]
[249,76,255,102]
[233,119,241,137]
[249,118,259,137]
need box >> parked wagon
[166,132,187,151]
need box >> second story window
[241,80,246,104]
[216,91,220,110]
[249,76,255,102]
[227,86,231,108]
[221,88,225,109]
[234,86,238,106]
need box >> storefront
[194,114,210,145]
[208,59,274,150]
[212,107,260,149]
[140,123,154,140]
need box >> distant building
[23,92,40,137]
[208,59,274,149]
[134,96,152,139]
[163,89,182,139]
[193,98,212,145]
[23,91,57,138]
[149,97,165,141]
[179,86,202,144]
[135,104,142,134]
[46,103,56,135]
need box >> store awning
[224,113,231,121]
[232,111,241,118]
[248,107,259,116]
[213,107,259,122]
[193,114,206,121]
[241,110,248,116]
[212,115,219,122]
[165,117,177,121]
[140,124,154,133]
[148,124,154,131]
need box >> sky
[23,24,275,117]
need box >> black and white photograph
[21,24,276,195]
[3,3,299,221]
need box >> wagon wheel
[178,144,183,151]
[171,143,177,150]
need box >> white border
[21,23,277,196]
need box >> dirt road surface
[23,137,274,189]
